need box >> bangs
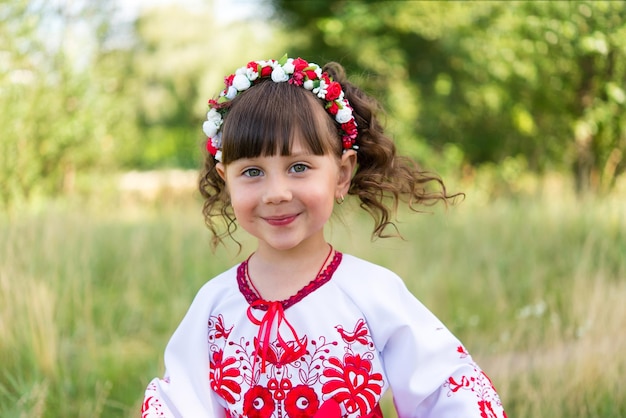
[220,80,339,163]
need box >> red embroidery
[209,349,243,404]
[208,315,384,417]
[321,354,384,414]
[208,314,233,342]
[141,380,169,417]
[444,345,507,418]
[247,300,307,373]
[335,318,371,346]
[284,385,320,417]
[237,251,342,310]
[243,385,275,418]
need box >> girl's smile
[263,214,299,226]
[216,139,355,256]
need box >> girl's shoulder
[333,253,411,297]
[337,253,405,283]
[192,263,240,301]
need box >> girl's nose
[262,176,292,204]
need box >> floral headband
[202,55,359,162]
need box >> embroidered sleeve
[340,258,506,417]
[412,346,507,417]
[378,284,507,417]
[142,378,176,418]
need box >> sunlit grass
[0,188,624,417]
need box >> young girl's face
[217,139,355,255]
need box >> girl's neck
[247,238,333,301]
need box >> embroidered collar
[237,250,342,310]
[237,250,343,373]
[203,55,358,162]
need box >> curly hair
[199,60,460,249]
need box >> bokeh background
[1,1,625,417]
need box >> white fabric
[142,254,505,417]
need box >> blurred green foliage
[1,0,625,208]
[272,0,626,193]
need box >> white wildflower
[203,120,218,138]
[246,66,259,81]
[282,59,295,74]
[315,79,328,98]
[336,106,352,123]
[303,80,314,90]
[271,66,289,82]
[232,73,251,91]
[225,86,238,100]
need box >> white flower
[303,80,314,90]
[232,73,251,91]
[271,66,289,82]
[336,106,352,123]
[203,120,218,138]
[314,79,328,98]
[225,86,238,99]
[214,150,222,162]
[203,110,223,138]
[282,58,295,74]
[206,108,221,123]
[246,66,259,81]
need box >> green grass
[0,190,624,417]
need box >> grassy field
[0,186,624,417]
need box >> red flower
[326,101,339,115]
[209,350,242,404]
[289,71,305,86]
[247,61,260,73]
[304,69,318,80]
[206,139,218,155]
[243,385,275,418]
[260,65,273,77]
[284,385,320,418]
[322,354,383,414]
[224,74,235,87]
[293,57,309,72]
[325,82,342,101]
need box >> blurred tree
[272,0,626,193]
[0,0,137,207]
[129,2,285,169]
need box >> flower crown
[202,55,359,162]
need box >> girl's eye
[290,163,308,173]
[243,168,262,177]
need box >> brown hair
[199,61,460,249]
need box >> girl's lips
[264,214,298,226]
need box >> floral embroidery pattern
[141,379,171,418]
[284,385,319,417]
[243,385,275,418]
[444,345,507,418]
[209,349,243,404]
[321,319,383,415]
[208,315,384,417]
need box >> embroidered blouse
[142,253,506,417]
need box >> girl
[142,56,506,418]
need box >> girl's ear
[215,162,227,182]
[336,150,357,198]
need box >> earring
[335,194,345,205]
